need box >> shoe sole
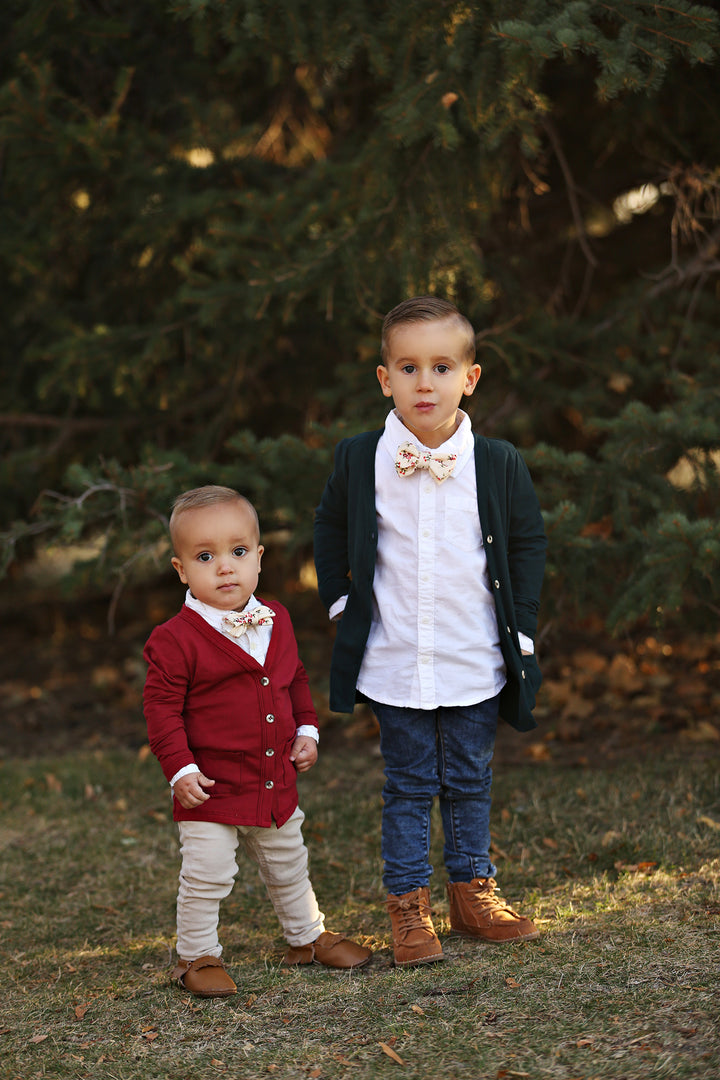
[393,952,445,967]
[312,954,374,970]
[450,928,540,943]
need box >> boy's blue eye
[233,546,248,557]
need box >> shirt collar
[383,408,474,467]
[184,590,261,632]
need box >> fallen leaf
[45,773,63,793]
[697,814,720,831]
[524,741,552,761]
[379,1042,405,1065]
[504,976,521,988]
[30,1034,49,1043]
[142,1030,159,1042]
[137,744,152,762]
[308,1070,322,1078]
[441,92,459,109]
[74,1003,89,1021]
[542,837,558,849]
[681,721,720,742]
[410,1004,424,1015]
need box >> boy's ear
[463,363,482,396]
[171,556,188,584]
[376,364,393,398]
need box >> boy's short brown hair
[169,485,259,551]
[380,296,476,365]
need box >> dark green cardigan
[313,430,547,731]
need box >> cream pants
[176,807,324,961]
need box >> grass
[1,737,719,1080]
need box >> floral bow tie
[222,605,275,638]
[395,441,457,484]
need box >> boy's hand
[173,771,215,809]
[290,735,318,773]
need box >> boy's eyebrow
[389,352,459,364]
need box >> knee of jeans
[440,773,493,800]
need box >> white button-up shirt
[354,409,507,710]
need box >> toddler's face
[377,318,481,448]
[171,501,264,612]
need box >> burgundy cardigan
[143,601,318,828]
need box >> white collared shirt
[355,409,507,710]
[169,591,317,789]
[185,590,273,664]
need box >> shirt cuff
[169,763,200,789]
[328,595,348,622]
[518,632,534,655]
[296,725,319,743]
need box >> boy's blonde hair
[380,296,476,365]
[169,485,259,551]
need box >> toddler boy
[314,297,546,966]
[144,485,371,996]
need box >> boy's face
[171,500,264,612]
[377,318,481,448]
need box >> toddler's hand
[290,735,318,773]
[173,771,215,809]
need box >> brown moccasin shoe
[283,930,372,969]
[447,878,539,943]
[386,886,445,967]
[172,955,237,998]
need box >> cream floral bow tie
[222,605,275,638]
[395,441,458,484]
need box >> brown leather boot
[447,878,539,943]
[282,931,372,969]
[172,955,237,997]
[386,887,445,967]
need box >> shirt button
[487,535,493,543]
[265,748,274,757]
[494,580,500,589]
[265,780,274,789]
[261,676,270,686]
[266,714,275,723]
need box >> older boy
[314,297,546,966]
[144,486,371,997]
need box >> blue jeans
[368,699,499,895]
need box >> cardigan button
[506,625,512,634]
[265,748,274,757]
[265,780,274,789]
[261,676,270,686]
[486,534,493,543]
[521,670,526,679]
[494,580,500,589]
[266,714,275,723]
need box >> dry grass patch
[0,741,718,1079]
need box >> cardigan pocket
[194,749,244,796]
